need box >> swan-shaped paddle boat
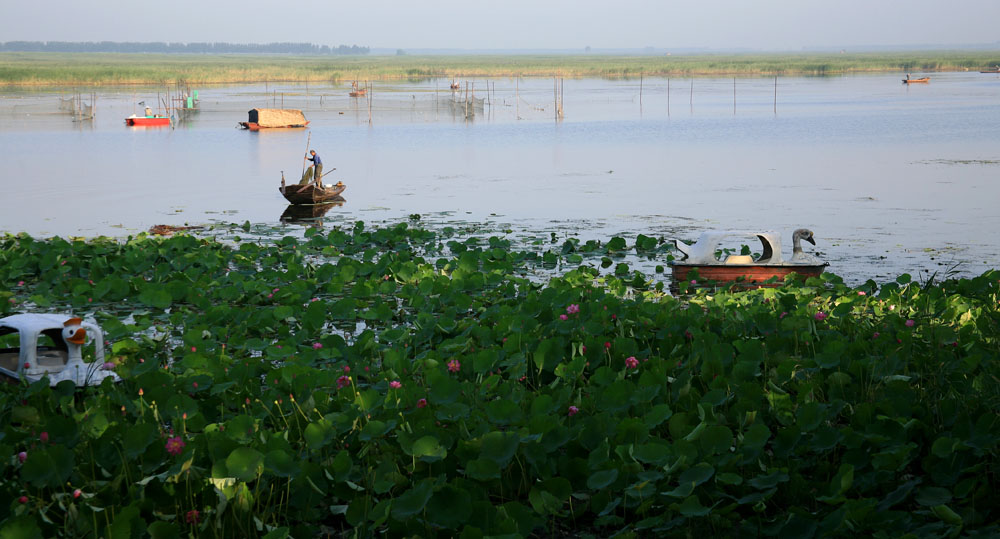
[0,314,120,386]
[670,229,827,289]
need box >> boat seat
[36,349,68,367]
[0,351,18,372]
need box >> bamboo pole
[639,72,643,113]
[667,77,670,117]
[773,76,778,115]
[733,77,736,115]
[516,76,520,120]
[689,80,693,113]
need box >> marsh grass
[2,50,1000,85]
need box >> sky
[2,0,999,51]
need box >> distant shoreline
[2,51,999,85]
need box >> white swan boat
[670,229,828,289]
[0,314,120,386]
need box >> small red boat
[125,115,170,126]
[902,77,930,84]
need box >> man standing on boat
[306,150,323,186]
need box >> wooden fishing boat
[670,229,827,291]
[0,314,120,386]
[125,115,170,126]
[279,181,347,205]
[980,68,1000,73]
[349,81,367,97]
[902,77,930,84]
[239,108,309,130]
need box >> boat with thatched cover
[279,181,347,205]
[239,108,309,130]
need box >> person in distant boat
[304,150,323,186]
[144,106,153,117]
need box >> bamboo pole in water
[733,77,736,115]
[639,72,643,113]
[774,76,778,114]
[516,76,520,120]
[667,77,670,116]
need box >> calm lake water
[2,73,999,284]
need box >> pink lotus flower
[39,432,49,444]
[568,405,579,417]
[581,345,587,353]
[336,375,351,389]
[18,496,27,504]
[780,312,788,319]
[559,314,568,321]
[625,356,639,369]
[447,359,461,372]
[389,380,402,389]
[566,304,580,315]
[858,291,866,296]
[102,362,115,370]
[165,436,185,456]
[905,319,915,327]
[73,489,82,499]
[604,342,611,350]
[873,332,880,338]
[342,365,350,373]
[17,281,24,286]
[17,451,27,463]
[417,398,428,408]
[814,312,827,321]
[312,342,323,350]
[186,510,200,524]
[190,346,197,353]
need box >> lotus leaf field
[1,221,999,538]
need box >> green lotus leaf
[226,447,264,482]
[587,469,619,490]
[391,479,435,520]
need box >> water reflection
[279,198,346,224]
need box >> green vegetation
[1,220,999,537]
[2,50,1000,85]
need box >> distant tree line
[0,41,369,55]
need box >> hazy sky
[2,0,999,51]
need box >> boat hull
[126,116,170,126]
[240,121,309,130]
[671,263,826,291]
[279,183,347,205]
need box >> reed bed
[2,51,999,85]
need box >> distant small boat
[902,77,930,84]
[980,68,1000,74]
[450,81,461,90]
[349,88,367,97]
[125,115,170,126]
[280,181,347,205]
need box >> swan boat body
[670,229,828,290]
[0,314,121,386]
